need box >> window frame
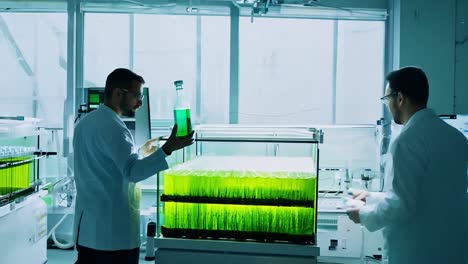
[0,0,390,134]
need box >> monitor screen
[87,89,105,112]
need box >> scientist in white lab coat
[347,67,468,264]
[73,68,194,264]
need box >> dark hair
[385,66,429,106]
[104,68,145,100]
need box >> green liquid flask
[173,80,192,137]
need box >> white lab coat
[359,108,468,264]
[73,105,169,250]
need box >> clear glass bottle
[173,80,192,137]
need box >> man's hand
[140,138,160,157]
[345,196,365,224]
[347,207,361,224]
[161,124,195,155]
[352,189,370,202]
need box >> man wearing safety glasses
[347,67,468,264]
[73,68,194,263]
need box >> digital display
[87,90,104,112]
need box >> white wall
[393,0,467,114]
[455,0,468,114]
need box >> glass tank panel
[157,126,321,244]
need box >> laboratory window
[0,12,67,127]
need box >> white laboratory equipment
[315,125,385,264]
[317,197,384,263]
[0,117,57,264]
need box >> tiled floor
[47,249,153,264]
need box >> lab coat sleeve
[105,128,169,183]
[359,140,427,232]
[366,192,386,204]
[125,148,169,183]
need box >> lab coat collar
[99,104,125,124]
[100,104,119,117]
[401,108,435,133]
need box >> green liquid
[174,108,192,137]
[0,156,32,195]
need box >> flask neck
[175,89,189,109]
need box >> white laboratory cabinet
[0,193,47,264]
[0,119,51,264]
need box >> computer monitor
[83,87,151,146]
[87,89,104,112]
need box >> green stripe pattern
[164,170,315,201]
[0,155,34,195]
[164,202,314,235]
[162,165,317,240]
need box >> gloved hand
[161,124,195,155]
[345,192,365,224]
[139,138,161,158]
[350,189,370,202]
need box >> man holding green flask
[73,68,194,264]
